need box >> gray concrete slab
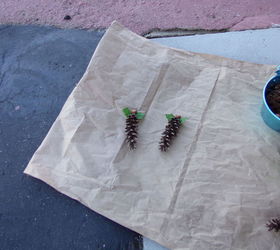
[154,28,280,65]
[0,25,142,250]
[143,238,168,250]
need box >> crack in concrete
[0,51,7,88]
[229,15,251,30]
[0,26,10,33]
[0,88,24,104]
[143,27,229,39]
[1,51,6,65]
[0,71,6,89]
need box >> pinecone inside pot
[267,218,280,232]
[159,116,182,152]
[125,111,138,150]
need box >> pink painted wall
[1,0,280,34]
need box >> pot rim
[263,71,280,121]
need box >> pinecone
[267,218,280,232]
[159,116,181,152]
[125,112,138,150]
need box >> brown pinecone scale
[267,218,280,232]
[159,116,182,152]
[125,112,138,150]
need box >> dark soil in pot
[266,83,280,118]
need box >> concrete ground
[1,1,280,35]
[1,23,279,250]
[0,25,142,250]
[155,28,280,65]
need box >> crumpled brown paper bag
[24,21,280,250]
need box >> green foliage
[179,117,188,124]
[166,114,175,121]
[122,107,132,117]
[136,112,145,120]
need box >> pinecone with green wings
[123,108,145,150]
[267,218,280,232]
[159,114,188,152]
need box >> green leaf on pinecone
[122,107,132,117]
[180,117,188,124]
[166,114,175,121]
[136,112,145,120]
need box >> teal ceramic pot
[261,67,280,132]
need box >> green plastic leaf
[166,114,175,121]
[136,112,145,120]
[122,107,132,117]
[180,117,188,124]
